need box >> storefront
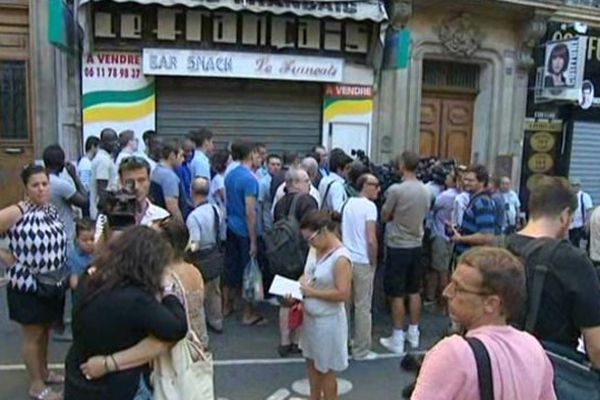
[77,0,386,156]
[522,21,600,206]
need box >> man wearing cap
[569,178,594,249]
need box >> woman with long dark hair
[0,164,66,400]
[545,43,570,88]
[64,226,187,400]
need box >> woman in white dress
[298,210,352,400]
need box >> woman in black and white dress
[0,164,66,400]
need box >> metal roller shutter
[569,121,600,204]
[156,77,323,155]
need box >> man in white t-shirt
[342,173,380,360]
[90,129,119,219]
[77,136,99,192]
[569,178,594,248]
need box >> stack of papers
[268,275,303,300]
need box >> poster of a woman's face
[544,43,570,88]
[579,80,595,110]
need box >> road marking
[0,351,427,371]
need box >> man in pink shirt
[412,247,556,400]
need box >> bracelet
[103,356,110,373]
[16,204,24,215]
[110,354,120,371]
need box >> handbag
[152,272,214,400]
[288,303,303,331]
[186,205,224,281]
[35,267,70,298]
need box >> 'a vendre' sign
[142,48,344,83]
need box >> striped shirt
[456,192,496,254]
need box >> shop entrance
[419,61,478,165]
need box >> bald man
[187,177,224,334]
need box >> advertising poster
[539,37,587,102]
[547,23,600,110]
[82,52,155,150]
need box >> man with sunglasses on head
[342,173,380,360]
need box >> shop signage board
[82,52,155,150]
[322,84,373,156]
[143,48,344,82]
[79,0,387,22]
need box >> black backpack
[263,194,305,279]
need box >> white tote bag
[152,273,215,400]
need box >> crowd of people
[0,125,599,400]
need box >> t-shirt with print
[382,180,431,249]
[341,197,378,265]
[507,234,600,349]
[455,191,496,254]
[90,148,117,219]
[225,165,259,238]
[412,325,556,400]
[49,173,77,247]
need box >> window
[423,60,479,92]
[0,61,28,140]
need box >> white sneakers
[353,351,380,361]
[380,326,420,355]
[407,326,420,349]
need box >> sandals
[44,371,65,384]
[242,315,268,326]
[30,387,62,400]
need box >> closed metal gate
[569,121,600,204]
[156,78,323,155]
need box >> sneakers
[407,326,420,349]
[353,351,379,361]
[379,336,406,355]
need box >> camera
[104,180,137,230]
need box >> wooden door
[0,5,33,209]
[420,92,474,165]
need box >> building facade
[0,0,81,209]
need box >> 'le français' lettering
[279,60,337,78]
[187,55,234,73]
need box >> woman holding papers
[298,210,352,400]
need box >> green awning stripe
[83,83,155,109]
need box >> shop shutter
[569,121,600,204]
[156,77,323,156]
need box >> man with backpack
[270,167,318,357]
[506,176,600,368]
[318,149,353,212]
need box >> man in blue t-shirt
[223,141,265,325]
[452,164,497,255]
[150,139,187,221]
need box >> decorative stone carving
[517,14,548,71]
[390,0,412,29]
[437,13,483,57]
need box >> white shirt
[452,191,470,227]
[571,190,594,229]
[272,182,321,213]
[318,172,346,212]
[90,149,118,219]
[590,207,600,262]
[341,197,378,264]
[77,156,93,191]
[501,190,521,227]
[115,149,135,169]
[224,161,240,178]
[186,202,223,250]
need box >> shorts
[7,285,65,325]
[224,229,251,289]
[384,246,422,297]
[431,236,453,273]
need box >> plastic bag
[242,257,264,302]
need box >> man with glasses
[342,173,380,360]
[412,247,556,400]
[272,167,318,357]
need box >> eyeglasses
[445,279,492,297]
[306,230,321,242]
[366,181,380,188]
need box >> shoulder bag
[152,272,214,400]
[185,205,224,281]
